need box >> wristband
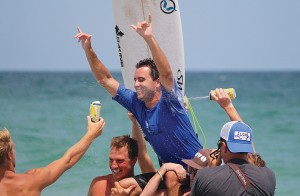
[156,170,164,181]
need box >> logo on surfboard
[115,25,124,67]
[177,69,184,91]
[160,0,177,14]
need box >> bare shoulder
[88,174,114,196]
[0,172,40,196]
[91,174,112,183]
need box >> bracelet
[156,170,164,181]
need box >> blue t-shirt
[113,81,202,165]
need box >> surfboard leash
[185,96,207,148]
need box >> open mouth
[112,169,120,174]
[135,88,143,93]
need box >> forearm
[223,104,243,121]
[144,36,173,88]
[32,116,104,190]
[131,120,155,173]
[63,133,95,169]
[84,47,118,96]
[140,168,165,196]
[138,153,155,173]
[145,36,170,72]
[41,133,95,188]
[141,163,184,196]
[84,47,111,81]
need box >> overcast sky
[1,0,299,72]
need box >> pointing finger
[131,25,137,31]
[77,26,82,33]
[148,14,152,24]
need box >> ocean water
[0,71,299,195]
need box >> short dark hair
[136,58,159,81]
[110,135,138,160]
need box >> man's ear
[224,142,230,153]
[6,150,12,161]
[155,78,161,91]
[156,78,160,84]
[131,157,138,166]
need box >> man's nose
[134,80,139,86]
[110,161,118,168]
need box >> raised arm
[26,116,105,191]
[140,163,186,196]
[210,88,242,121]
[131,15,174,91]
[128,112,155,173]
[210,88,257,153]
[74,27,119,96]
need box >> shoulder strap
[227,163,256,195]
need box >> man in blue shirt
[75,15,202,166]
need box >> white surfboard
[112,0,185,94]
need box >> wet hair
[0,128,12,165]
[136,58,159,81]
[248,153,266,167]
[110,135,138,160]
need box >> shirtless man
[0,116,105,196]
[88,113,155,196]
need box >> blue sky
[1,1,299,71]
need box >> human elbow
[98,77,112,88]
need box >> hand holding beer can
[89,101,101,122]
[210,88,236,100]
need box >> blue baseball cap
[220,121,254,154]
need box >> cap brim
[182,159,202,169]
[227,142,254,154]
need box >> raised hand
[127,112,136,123]
[163,163,187,181]
[74,26,92,50]
[86,116,105,139]
[131,15,153,40]
[210,88,232,109]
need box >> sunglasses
[187,166,198,175]
[209,139,224,159]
